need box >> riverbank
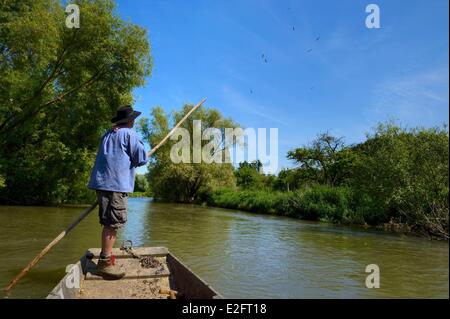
[0,195,417,241]
[201,187,448,240]
[129,192,148,198]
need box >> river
[0,197,448,298]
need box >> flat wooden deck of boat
[46,247,223,299]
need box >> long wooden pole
[4,97,207,293]
[4,202,98,292]
[146,97,207,158]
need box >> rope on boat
[120,240,163,269]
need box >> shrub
[209,186,354,223]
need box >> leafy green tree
[238,160,263,172]
[271,168,311,191]
[235,161,264,190]
[262,174,277,190]
[134,174,149,193]
[138,104,238,203]
[352,123,449,238]
[0,0,152,204]
[287,133,358,186]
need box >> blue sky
[115,0,449,174]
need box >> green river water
[0,197,448,298]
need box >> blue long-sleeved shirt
[88,127,148,193]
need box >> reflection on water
[0,198,448,298]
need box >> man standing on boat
[88,105,148,279]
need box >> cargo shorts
[96,190,128,229]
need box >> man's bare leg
[97,225,125,279]
[101,226,117,258]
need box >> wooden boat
[46,247,223,299]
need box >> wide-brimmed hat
[111,105,141,124]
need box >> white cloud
[368,67,449,125]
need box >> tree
[287,133,357,186]
[0,0,152,204]
[138,104,239,203]
[272,168,303,191]
[235,161,264,190]
[238,160,263,173]
[352,123,449,237]
[134,174,149,193]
